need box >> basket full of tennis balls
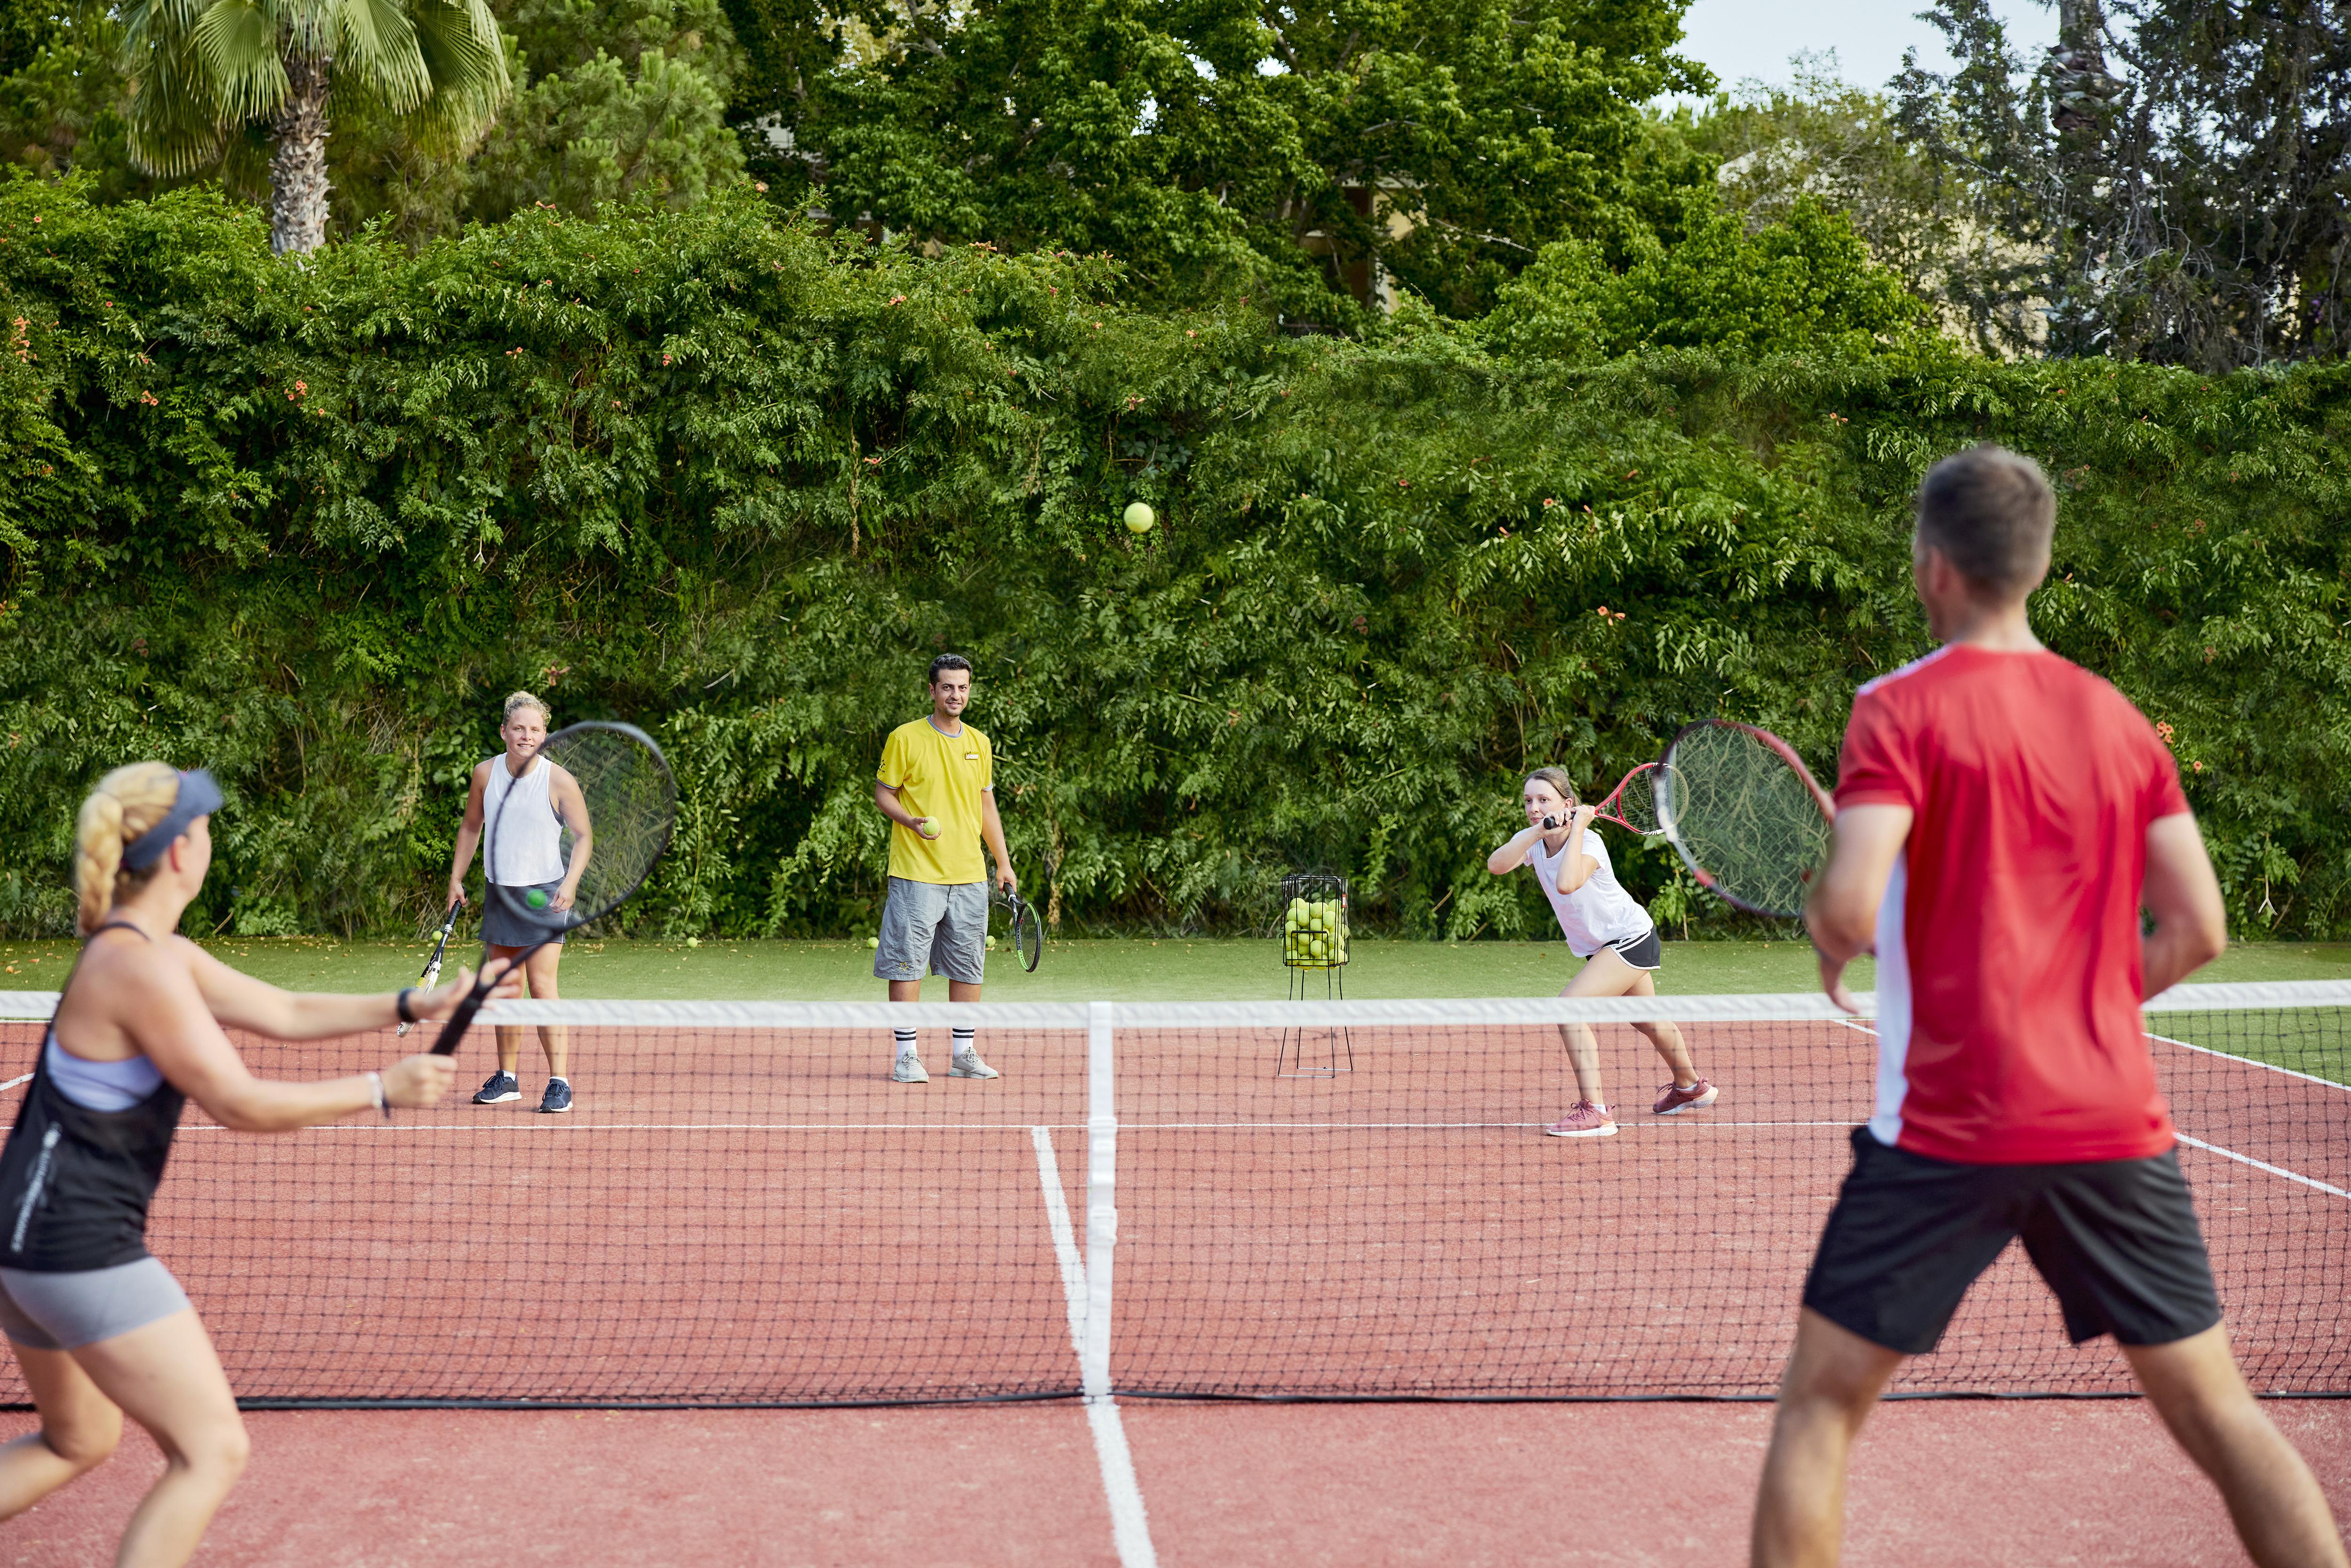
[1282,893,1349,969]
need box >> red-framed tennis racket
[1655,720,1836,918]
[1540,762,1673,836]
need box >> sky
[1676,0,2060,97]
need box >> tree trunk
[268,50,334,255]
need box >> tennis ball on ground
[867,936,881,949]
[524,888,549,909]
[686,937,701,948]
[1123,501,1155,534]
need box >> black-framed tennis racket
[1655,720,1835,918]
[994,884,1042,972]
[397,900,460,1038]
[432,722,677,1055]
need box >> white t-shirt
[1528,829,1654,957]
[482,754,565,885]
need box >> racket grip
[430,983,491,1056]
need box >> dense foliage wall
[4,178,2349,941]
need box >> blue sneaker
[538,1078,573,1114]
[472,1070,521,1105]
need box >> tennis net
[0,983,2342,1406]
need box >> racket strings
[1662,724,1831,918]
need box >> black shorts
[1802,1126,2222,1355]
[481,881,569,948]
[1602,928,1662,970]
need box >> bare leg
[2124,1324,2348,1568]
[489,943,528,1077]
[1554,1021,1605,1105]
[69,1309,248,1568]
[524,943,568,1077]
[1557,946,1674,1107]
[1618,969,1698,1087]
[1752,1308,1904,1568]
[0,1340,122,1519]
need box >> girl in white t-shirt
[1486,767,1717,1137]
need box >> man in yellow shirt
[872,654,1018,1082]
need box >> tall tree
[118,0,511,252]
[725,0,1712,322]
[1895,0,2351,369]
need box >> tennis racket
[1655,720,1836,919]
[1546,761,1674,836]
[432,722,677,1055]
[397,900,460,1037]
[995,884,1042,973]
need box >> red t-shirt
[1836,644,2190,1164]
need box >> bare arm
[445,762,489,907]
[183,939,515,1041]
[1486,826,1544,876]
[1806,803,1913,1014]
[873,779,938,837]
[2142,813,2227,998]
[1546,809,1603,893]
[979,788,1016,891]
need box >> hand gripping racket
[995,884,1043,973]
[1544,761,1674,836]
[432,722,678,1055]
[1655,720,1836,918]
[397,900,461,1038]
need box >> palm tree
[119,0,511,254]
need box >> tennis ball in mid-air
[1123,501,1155,534]
[867,936,881,949]
[524,888,549,909]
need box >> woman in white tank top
[1486,767,1719,1138]
[444,692,590,1115]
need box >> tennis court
[0,984,2343,1562]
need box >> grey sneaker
[472,1070,521,1105]
[949,1050,1000,1079]
[891,1055,930,1084]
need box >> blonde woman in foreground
[0,763,516,1567]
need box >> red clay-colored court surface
[0,1400,2345,1564]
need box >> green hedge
[4,178,2348,942]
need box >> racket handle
[430,978,492,1056]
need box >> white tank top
[1528,829,1653,957]
[483,755,564,885]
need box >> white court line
[1032,1126,1157,1568]
[2148,1032,2351,1094]
[232,1118,1861,1135]
[0,1073,29,1094]
[2177,1135,2351,1201]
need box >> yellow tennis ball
[1123,501,1155,534]
[867,936,880,949]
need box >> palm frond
[119,0,234,175]
[327,0,431,115]
[190,0,292,125]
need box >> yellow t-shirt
[878,717,993,884]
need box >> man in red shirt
[1752,446,2346,1567]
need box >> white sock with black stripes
[894,1028,918,1060]
[952,1026,976,1060]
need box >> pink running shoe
[1653,1078,1720,1115]
[1545,1101,1617,1138]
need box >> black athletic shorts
[1801,1126,2222,1356]
[1603,927,1662,971]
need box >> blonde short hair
[502,691,552,727]
[74,762,181,934]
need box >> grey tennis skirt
[0,1256,191,1350]
[482,880,569,948]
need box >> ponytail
[74,762,181,934]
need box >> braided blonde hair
[503,691,551,726]
[74,762,182,934]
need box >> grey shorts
[876,877,987,985]
[0,1257,191,1350]
[483,880,568,948]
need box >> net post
[1082,1000,1117,1401]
